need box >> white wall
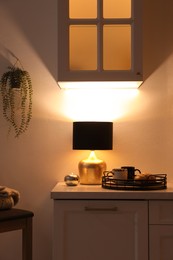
[0,0,173,259]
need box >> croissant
[135,173,156,181]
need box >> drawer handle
[85,206,118,212]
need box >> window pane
[103,25,131,70]
[70,25,97,70]
[103,0,131,18]
[69,0,97,18]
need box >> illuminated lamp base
[78,151,106,185]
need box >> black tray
[102,172,167,191]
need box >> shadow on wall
[0,47,11,74]
[0,44,19,75]
[1,0,173,83]
[143,0,173,80]
[0,0,57,80]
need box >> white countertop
[51,182,173,200]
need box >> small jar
[64,173,80,186]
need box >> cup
[111,168,128,180]
[121,166,141,180]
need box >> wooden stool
[0,208,34,260]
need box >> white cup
[111,168,128,180]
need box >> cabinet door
[150,225,173,260]
[57,0,143,87]
[53,200,148,260]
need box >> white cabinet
[53,200,148,260]
[57,0,143,88]
[149,200,173,260]
[51,183,173,260]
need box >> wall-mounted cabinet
[57,0,143,88]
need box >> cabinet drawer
[149,200,173,224]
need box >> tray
[102,172,167,191]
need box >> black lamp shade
[73,122,113,150]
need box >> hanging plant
[0,59,33,137]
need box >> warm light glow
[58,81,143,89]
[103,0,131,18]
[83,151,102,163]
[62,88,139,121]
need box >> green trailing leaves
[0,65,33,137]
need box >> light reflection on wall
[62,89,139,121]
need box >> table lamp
[73,121,113,185]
